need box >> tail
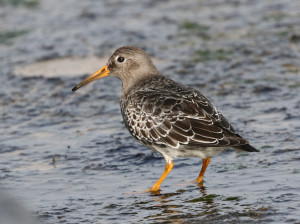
[235,144,259,152]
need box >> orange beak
[72,65,109,92]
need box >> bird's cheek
[128,60,140,70]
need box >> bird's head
[72,46,159,92]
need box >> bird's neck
[121,72,161,96]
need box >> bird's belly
[149,144,227,163]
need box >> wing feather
[121,78,249,149]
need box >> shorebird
[72,46,258,192]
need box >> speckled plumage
[72,46,258,191]
[120,75,257,162]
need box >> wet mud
[1,0,300,223]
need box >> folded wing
[123,89,249,149]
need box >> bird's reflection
[145,184,218,223]
[148,189,184,223]
[198,183,207,197]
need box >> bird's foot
[176,179,204,187]
[143,188,161,195]
[144,184,161,193]
[124,186,161,195]
[175,180,196,186]
[195,176,204,184]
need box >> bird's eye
[117,56,125,63]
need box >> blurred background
[1,0,300,223]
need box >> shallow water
[1,0,300,223]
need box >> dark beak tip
[72,86,78,92]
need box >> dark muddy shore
[1,0,300,223]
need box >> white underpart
[151,145,227,164]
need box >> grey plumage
[120,75,258,152]
[72,46,258,191]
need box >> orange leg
[196,157,210,183]
[145,161,174,192]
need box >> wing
[121,83,248,149]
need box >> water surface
[1,0,300,223]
